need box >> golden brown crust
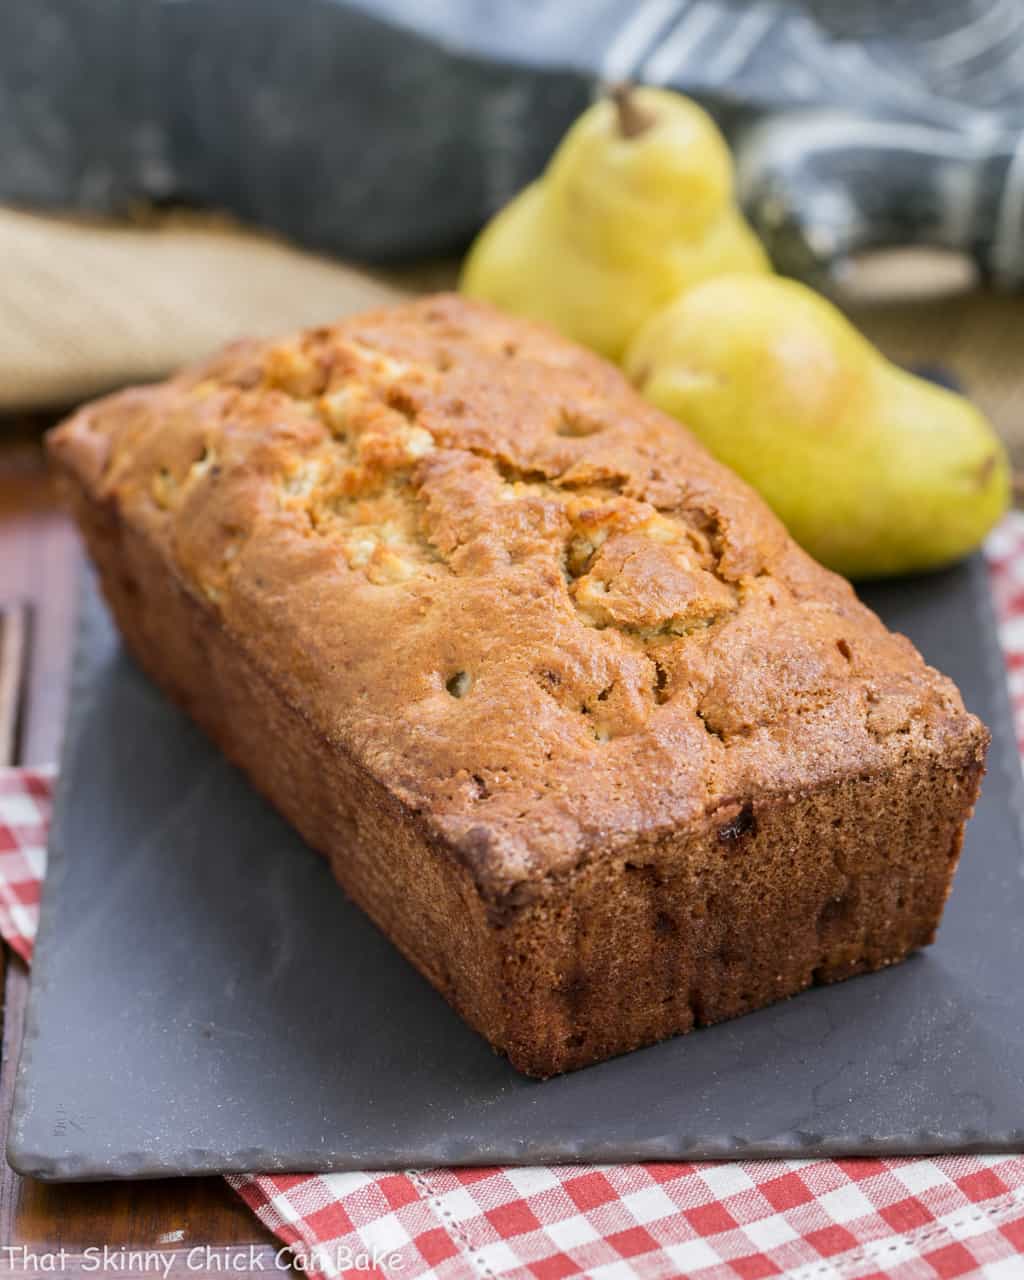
[48,294,987,908]
[49,294,991,1074]
[58,467,987,1077]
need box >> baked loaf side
[49,294,988,1075]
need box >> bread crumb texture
[51,295,986,902]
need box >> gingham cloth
[4,519,1024,1280]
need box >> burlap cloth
[1,206,1020,468]
[0,207,401,412]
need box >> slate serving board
[8,558,1024,1180]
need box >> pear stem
[609,83,656,139]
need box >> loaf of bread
[49,294,988,1076]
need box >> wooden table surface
[0,428,283,1275]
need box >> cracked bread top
[49,294,987,904]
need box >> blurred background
[1,0,1022,461]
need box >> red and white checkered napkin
[5,517,1024,1280]
[0,767,51,964]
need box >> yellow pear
[460,86,769,360]
[624,275,1009,579]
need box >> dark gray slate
[7,554,1024,1179]
[3,1,1024,280]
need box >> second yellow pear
[624,275,1010,578]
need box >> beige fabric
[0,207,401,411]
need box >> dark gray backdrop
[3,1,1024,283]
